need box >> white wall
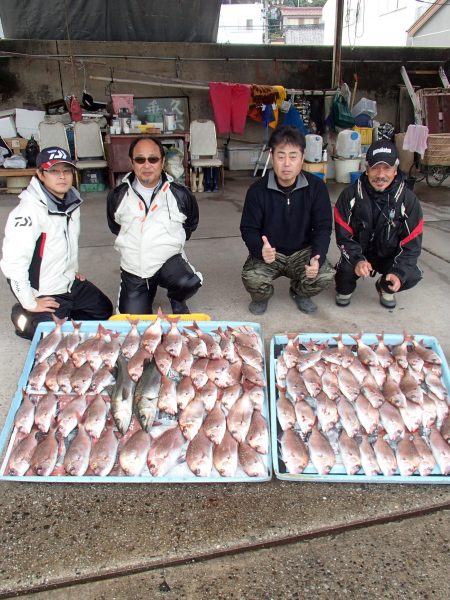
[217,3,264,44]
[323,0,427,47]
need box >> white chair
[73,121,108,187]
[189,119,224,191]
[38,121,70,153]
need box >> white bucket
[336,129,361,159]
[334,158,361,183]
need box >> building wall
[0,39,447,144]
[323,0,426,47]
[217,4,264,44]
[408,4,450,47]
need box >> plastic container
[111,94,134,115]
[350,171,363,184]
[336,130,361,159]
[351,97,377,118]
[304,134,323,163]
[353,127,373,145]
[334,157,361,183]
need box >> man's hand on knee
[30,297,60,313]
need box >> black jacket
[106,171,199,240]
[334,172,423,283]
[240,170,332,265]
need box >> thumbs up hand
[305,254,320,279]
[261,235,276,264]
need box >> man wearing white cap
[1,146,113,339]
[334,139,423,309]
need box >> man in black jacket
[240,126,334,315]
[334,140,423,309]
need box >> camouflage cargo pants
[241,247,335,302]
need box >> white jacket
[0,177,81,310]
[108,173,199,279]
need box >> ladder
[253,143,271,177]
[400,66,423,125]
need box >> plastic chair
[73,121,108,186]
[189,119,224,189]
[38,122,70,153]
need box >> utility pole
[332,0,344,88]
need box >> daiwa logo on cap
[36,146,76,170]
[372,147,393,156]
[47,149,69,160]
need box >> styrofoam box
[225,144,269,171]
[270,332,450,484]
[0,320,272,484]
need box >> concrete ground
[0,172,449,599]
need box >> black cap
[366,140,398,168]
[36,147,75,170]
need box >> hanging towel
[282,104,308,135]
[209,82,251,135]
[403,124,429,158]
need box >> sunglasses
[132,156,162,165]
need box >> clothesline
[286,89,337,96]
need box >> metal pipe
[332,0,344,88]
[90,75,209,90]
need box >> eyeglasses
[132,156,162,165]
[45,168,74,177]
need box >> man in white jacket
[107,137,202,314]
[1,147,113,339]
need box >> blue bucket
[312,172,325,180]
[350,171,363,184]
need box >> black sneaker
[335,292,352,307]
[170,299,190,314]
[289,288,317,314]
[248,299,268,315]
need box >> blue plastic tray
[0,320,272,483]
[270,332,450,484]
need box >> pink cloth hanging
[209,82,251,135]
[403,124,429,158]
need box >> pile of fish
[275,333,450,478]
[6,314,270,480]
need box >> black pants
[118,254,202,314]
[10,278,113,341]
[335,254,422,295]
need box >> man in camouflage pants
[240,126,335,315]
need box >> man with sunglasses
[1,146,113,339]
[107,137,201,314]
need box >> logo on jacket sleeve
[14,216,32,227]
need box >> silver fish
[8,430,39,476]
[246,410,269,454]
[411,434,436,476]
[119,429,151,476]
[64,423,91,476]
[203,401,226,445]
[308,427,335,475]
[373,436,397,476]
[110,355,135,435]
[279,429,309,474]
[89,422,119,476]
[359,434,381,476]
[147,426,186,476]
[34,315,66,364]
[84,394,108,439]
[121,319,141,360]
[133,360,161,431]
[238,442,266,477]
[396,435,420,477]
[186,427,213,477]
[338,430,362,475]
[213,430,238,477]
[14,390,35,434]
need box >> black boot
[203,167,212,192]
[170,298,190,314]
[211,167,219,192]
